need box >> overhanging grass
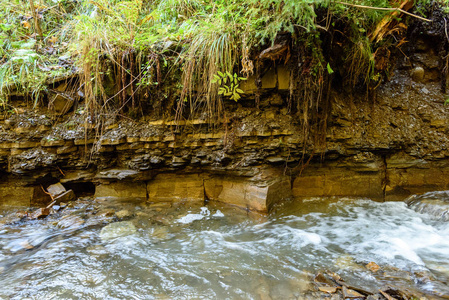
[0,0,448,120]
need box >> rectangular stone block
[147,174,205,202]
[204,174,291,212]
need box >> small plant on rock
[211,71,246,102]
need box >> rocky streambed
[1,193,449,299]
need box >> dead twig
[57,166,65,176]
[46,200,56,209]
[41,185,54,201]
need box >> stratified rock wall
[1,35,449,211]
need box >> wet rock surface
[99,221,137,241]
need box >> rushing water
[0,196,449,299]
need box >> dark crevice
[63,182,95,197]
[382,154,389,202]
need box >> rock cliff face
[1,35,449,212]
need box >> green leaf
[236,88,244,94]
[223,77,227,84]
[326,63,334,75]
[226,71,233,80]
[217,71,224,77]
[238,77,247,81]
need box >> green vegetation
[0,0,448,123]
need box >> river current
[0,197,448,299]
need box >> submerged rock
[147,226,170,241]
[99,221,137,241]
[342,286,364,299]
[30,207,51,220]
[115,209,132,220]
[57,215,85,230]
[366,262,380,273]
[0,211,27,225]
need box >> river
[0,196,448,299]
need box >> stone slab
[204,175,291,212]
[47,182,66,198]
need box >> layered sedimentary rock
[1,35,449,211]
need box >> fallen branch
[335,1,432,22]
[41,184,54,201]
[46,200,56,209]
